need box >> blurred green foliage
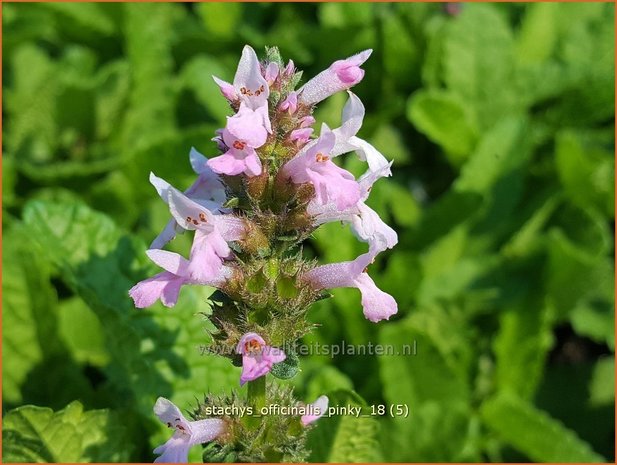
[2,2,614,462]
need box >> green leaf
[588,357,615,407]
[379,311,477,461]
[555,131,614,219]
[122,3,177,152]
[380,310,471,408]
[39,2,116,36]
[493,301,554,399]
[3,401,132,462]
[382,9,422,88]
[515,3,559,65]
[455,116,530,193]
[5,44,58,161]
[23,200,239,423]
[196,3,243,39]
[318,3,373,28]
[57,297,109,367]
[546,228,612,318]
[570,300,615,350]
[381,403,481,462]
[442,4,522,128]
[481,392,605,462]
[307,390,382,462]
[407,89,478,165]
[2,228,60,405]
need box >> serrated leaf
[2,228,60,405]
[307,390,382,462]
[2,401,132,462]
[23,200,239,424]
[493,301,554,399]
[379,311,476,461]
[442,4,522,128]
[481,392,605,462]
[122,3,176,152]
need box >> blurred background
[2,2,614,462]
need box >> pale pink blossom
[330,91,392,175]
[289,127,313,146]
[212,45,269,110]
[235,332,286,386]
[303,248,398,323]
[278,91,298,114]
[150,149,226,249]
[265,61,279,85]
[153,397,224,463]
[207,104,268,176]
[166,186,245,283]
[299,50,372,105]
[308,162,397,252]
[301,395,329,426]
[129,249,232,309]
[282,126,361,210]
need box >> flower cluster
[129,45,397,463]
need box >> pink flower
[289,127,313,146]
[282,126,361,210]
[283,59,295,77]
[212,45,272,133]
[207,104,268,176]
[303,248,398,323]
[299,49,372,105]
[153,397,224,463]
[278,91,298,114]
[235,332,286,386]
[301,395,329,426]
[166,186,245,283]
[299,115,316,128]
[330,91,392,175]
[265,61,279,85]
[150,150,226,249]
[129,249,232,308]
[212,45,269,110]
[308,161,397,252]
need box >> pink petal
[351,203,398,252]
[188,419,225,445]
[207,151,248,176]
[153,434,191,463]
[354,273,398,322]
[146,249,190,276]
[279,92,298,114]
[301,395,329,426]
[167,187,216,232]
[151,219,179,249]
[129,272,185,308]
[212,76,237,101]
[265,62,279,85]
[236,332,266,354]
[233,45,269,108]
[225,105,268,148]
[299,49,372,105]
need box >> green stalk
[246,376,266,429]
[247,375,266,411]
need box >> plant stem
[247,375,266,411]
